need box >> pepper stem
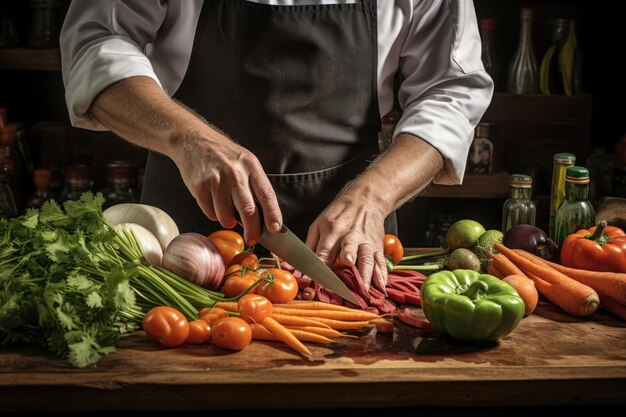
[590,220,608,241]
[400,248,451,262]
[462,280,489,301]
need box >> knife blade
[258,224,360,305]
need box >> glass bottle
[0,173,18,218]
[539,18,569,95]
[549,152,576,241]
[24,168,53,210]
[507,8,539,94]
[479,18,500,89]
[0,124,23,201]
[554,166,595,247]
[560,19,583,95]
[102,164,139,209]
[502,174,536,233]
[59,165,93,204]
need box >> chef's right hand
[172,132,283,246]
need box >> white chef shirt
[60,0,493,185]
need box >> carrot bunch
[491,243,626,320]
[214,300,391,357]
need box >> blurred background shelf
[422,172,510,199]
[0,48,60,71]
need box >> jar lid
[553,152,576,163]
[106,166,135,180]
[566,166,590,183]
[33,168,52,189]
[0,124,17,145]
[510,174,533,188]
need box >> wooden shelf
[0,48,61,71]
[485,93,593,124]
[421,171,509,199]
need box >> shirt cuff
[63,37,162,131]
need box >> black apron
[141,0,397,240]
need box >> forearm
[342,133,444,215]
[88,76,225,164]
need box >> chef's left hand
[305,191,388,292]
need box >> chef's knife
[258,224,360,305]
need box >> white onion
[162,232,226,290]
[103,203,180,251]
[114,223,163,266]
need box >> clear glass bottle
[502,174,536,233]
[0,173,18,218]
[102,164,139,209]
[549,152,576,241]
[554,166,595,247]
[479,18,500,90]
[539,18,569,95]
[24,168,53,209]
[507,8,539,94]
[59,165,93,204]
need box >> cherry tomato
[222,264,259,298]
[237,294,273,323]
[384,233,404,265]
[211,317,252,351]
[186,319,212,344]
[256,268,298,304]
[208,230,245,265]
[143,306,190,347]
[198,306,230,326]
[228,251,259,268]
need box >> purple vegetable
[502,224,559,261]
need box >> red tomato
[256,268,298,304]
[384,233,404,265]
[208,230,245,265]
[211,317,252,351]
[222,264,259,298]
[237,294,273,323]
[228,251,259,268]
[198,306,230,326]
[186,319,212,344]
[143,306,190,347]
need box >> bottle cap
[510,174,533,188]
[479,18,495,30]
[553,152,576,164]
[0,124,17,146]
[521,8,534,18]
[33,168,52,189]
[65,164,90,181]
[566,166,590,183]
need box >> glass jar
[24,168,53,210]
[0,173,18,218]
[502,174,536,233]
[59,165,93,204]
[26,0,60,48]
[102,164,139,209]
[554,166,595,247]
[548,152,576,241]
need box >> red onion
[162,232,226,290]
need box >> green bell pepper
[421,269,525,341]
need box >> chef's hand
[172,134,283,246]
[306,191,388,292]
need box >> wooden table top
[1,250,625,412]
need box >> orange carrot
[271,306,380,321]
[308,317,375,330]
[275,301,359,312]
[488,263,504,279]
[214,301,239,312]
[494,244,599,317]
[502,274,538,316]
[487,252,528,278]
[250,323,334,344]
[598,296,626,321]
[261,316,312,356]
[513,249,626,304]
[270,313,332,329]
[284,326,354,339]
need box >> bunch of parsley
[0,193,223,368]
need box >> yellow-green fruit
[446,219,486,251]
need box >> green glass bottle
[502,174,536,233]
[554,166,595,247]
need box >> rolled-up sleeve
[394,0,494,185]
[60,0,168,130]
